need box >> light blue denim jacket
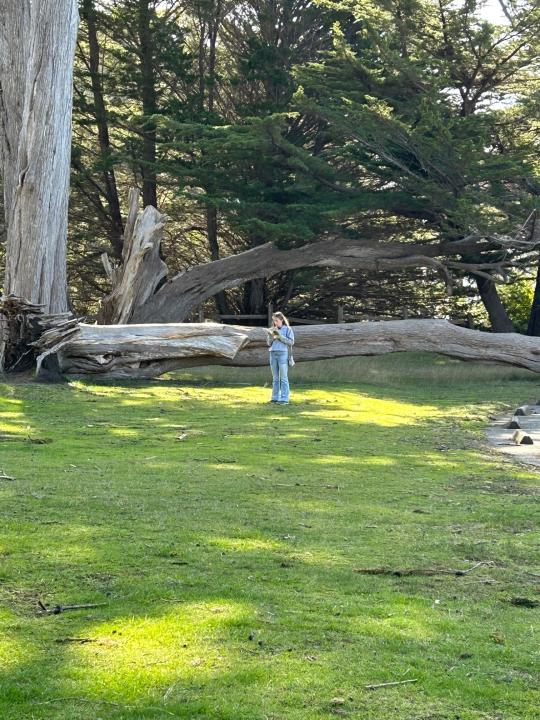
[267,325,295,352]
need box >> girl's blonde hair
[272,311,290,327]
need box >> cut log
[511,430,534,445]
[32,318,540,379]
[506,418,521,430]
[514,406,532,416]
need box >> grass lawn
[0,353,539,719]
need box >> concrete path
[486,403,540,468]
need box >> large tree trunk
[0,0,78,313]
[35,319,540,379]
[526,215,540,336]
[475,276,515,333]
[243,277,266,316]
[0,0,79,370]
[97,198,523,326]
[0,0,29,224]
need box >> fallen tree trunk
[35,319,540,379]
[98,190,536,328]
[130,235,502,324]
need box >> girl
[266,312,295,404]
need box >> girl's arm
[277,327,294,346]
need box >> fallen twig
[55,637,95,644]
[38,601,107,615]
[365,679,418,690]
[454,561,489,576]
[354,567,450,577]
[0,471,16,481]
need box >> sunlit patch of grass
[311,454,358,465]
[0,627,26,672]
[0,421,28,435]
[70,602,253,698]
[210,537,284,553]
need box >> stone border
[486,403,540,468]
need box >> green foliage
[499,278,535,333]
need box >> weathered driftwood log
[98,189,168,324]
[36,322,253,378]
[34,319,540,379]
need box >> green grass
[0,353,539,720]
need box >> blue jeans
[269,350,289,402]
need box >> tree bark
[526,215,540,336]
[138,0,158,209]
[206,204,230,315]
[0,0,29,223]
[244,277,266,316]
[37,319,540,379]
[527,254,540,336]
[0,0,79,313]
[475,276,515,333]
[131,232,497,323]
